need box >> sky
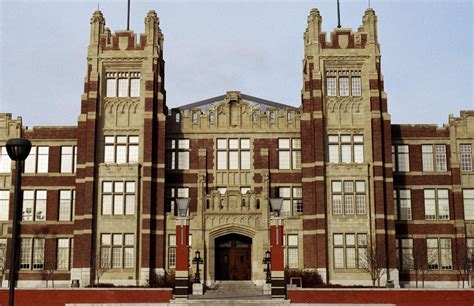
[0,0,472,127]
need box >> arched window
[176,113,181,123]
[209,112,215,123]
[269,112,275,123]
[252,111,257,123]
[192,112,198,123]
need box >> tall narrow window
[60,146,77,173]
[327,76,337,96]
[33,238,45,270]
[106,78,117,97]
[168,234,176,268]
[427,238,439,270]
[118,78,129,97]
[339,77,349,96]
[130,78,140,97]
[345,234,356,268]
[0,190,9,221]
[22,190,47,221]
[217,139,227,170]
[278,139,290,169]
[424,189,449,220]
[59,190,75,221]
[20,239,32,269]
[177,139,190,170]
[286,235,299,269]
[422,145,434,171]
[25,146,49,173]
[0,239,6,272]
[102,181,135,215]
[332,181,343,215]
[393,145,410,172]
[460,144,472,171]
[353,135,364,163]
[0,146,11,173]
[355,181,366,215]
[328,135,339,163]
[399,238,414,270]
[57,238,71,270]
[100,234,112,269]
[394,189,412,220]
[351,76,362,96]
[435,145,447,171]
[340,135,352,163]
[333,234,344,268]
[424,189,436,220]
[343,181,354,215]
[463,189,474,220]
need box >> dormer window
[106,72,140,97]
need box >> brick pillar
[175,222,189,298]
[270,221,285,298]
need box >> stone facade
[0,8,472,289]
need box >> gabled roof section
[173,91,298,112]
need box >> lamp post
[192,250,203,283]
[269,198,285,299]
[262,250,271,284]
[5,138,32,306]
[175,198,190,298]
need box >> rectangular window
[0,190,9,221]
[353,136,364,163]
[0,146,11,173]
[216,138,251,170]
[118,78,129,97]
[104,135,139,164]
[427,238,452,270]
[463,189,474,220]
[327,77,336,96]
[60,146,77,173]
[328,134,363,164]
[339,77,349,96]
[168,234,176,268]
[328,136,339,163]
[422,144,447,172]
[59,190,75,221]
[341,135,351,163]
[460,144,472,171]
[279,186,302,217]
[333,234,344,268]
[399,238,414,270]
[106,78,117,97]
[424,189,449,220]
[332,181,342,215]
[130,78,140,97]
[394,189,412,220]
[351,76,361,96]
[422,145,434,171]
[286,234,298,269]
[0,239,6,272]
[393,145,410,172]
[166,187,189,215]
[333,233,366,269]
[332,180,366,215]
[20,239,32,269]
[106,72,140,98]
[166,139,190,170]
[100,233,134,269]
[102,181,135,215]
[32,238,45,270]
[435,145,447,172]
[25,146,49,173]
[57,238,71,270]
[22,190,47,221]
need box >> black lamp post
[192,250,203,283]
[262,250,271,284]
[5,138,32,306]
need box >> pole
[127,0,131,30]
[337,0,341,28]
[9,160,22,306]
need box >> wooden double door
[215,234,251,280]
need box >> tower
[300,9,397,285]
[72,10,167,286]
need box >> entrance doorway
[215,234,251,280]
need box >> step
[170,300,290,306]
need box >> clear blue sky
[0,0,472,127]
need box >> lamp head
[269,198,283,217]
[266,250,271,259]
[6,138,32,161]
[176,198,190,218]
[196,250,200,259]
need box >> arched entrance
[215,234,252,280]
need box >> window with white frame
[0,239,6,272]
[467,238,474,260]
[278,186,303,217]
[397,238,414,270]
[422,144,447,172]
[392,145,410,172]
[424,189,449,220]
[0,146,11,173]
[104,135,139,164]
[427,238,452,270]
[106,72,140,97]
[460,144,472,171]
[333,233,367,269]
[278,138,301,170]
[20,238,44,270]
[166,139,190,170]
[22,190,47,221]
[326,71,362,97]
[102,181,135,215]
[217,138,251,170]
[167,234,192,269]
[57,238,71,270]
[285,234,299,269]
[328,135,364,164]
[393,189,412,220]
[60,146,77,173]
[0,190,9,221]
[165,187,189,215]
[100,233,134,269]
[463,189,474,220]
[59,190,75,221]
[25,146,49,173]
[331,181,366,215]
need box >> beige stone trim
[311,90,322,96]
[260,148,268,156]
[87,112,97,119]
[312,111,323,118]
[394,171,451,176]
[76,162,96,168]
[303,230,326,235]
[73,229,93,235]
[302,214,326,220]
[302,161,324,168]
[375,229,395,235]
[141,229,164,235]
[393,185,452,190]
[396,220,455,225]
[74,214,94,220]
[76,177,95,183]
[142,177,165,183]
[392,139,449,144]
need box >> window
[168,234,192,269]
[104,135,139,164]
[216,138,251,170]
[165,187,189,215]
[427,238,452,270]
[467,238,474,260]
[0,146,11,173]
[332,181,366,215]
[278,138,301,170]
[326,71,362,97]
[102,181,135,215]
[166,139,189,170]
[422,144,447,172]
[0,239,6,272]
[59,190,75,221]
[392,145,410,172]
[424,189,449,220]
[460,144,472,171]
[333,233,367,269]
[397,238,414,270]
[279,186,303,217]
[285,234,299,269]
[463,189,474,220]
[327,134,364,164]
[0,190,9,221]
[106,72,140,97]
[25,146,49,173]
[20,238,44,270]
[60,146,77,173]
[57,238,71,270]
[393,189,412,220]
[22,190,47,221]
[100,233,134,269]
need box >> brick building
[0,7,472,289]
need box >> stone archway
[215,233,252,280]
